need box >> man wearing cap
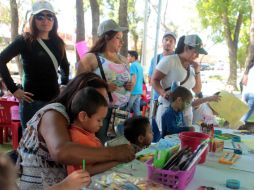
[152,34,208,131]
[148,31,176,128]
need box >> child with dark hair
[68,87,120,175]
[124,116,153,153]
[161,86,195,137]
[127,50,144,116]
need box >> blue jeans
[127,94,141,116]
[19,100,48,130]
[242,93,254,122]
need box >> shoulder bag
[37,38,58,75]
[95,53,129,136]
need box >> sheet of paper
[208,91,248,129]
[230,155,254,173]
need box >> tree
[76,0,85,61]
[106,0,129,56]
[127,0,143,52]
[244,0,254,69]
[89,0,100,44]
[118,0,128,56]
[197,0,251,89]
[0,2,11,44]
[0,2,10,24]
[10,0,22,76]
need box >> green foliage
[83,0,90,12]
[106,0,119,21]
[208,75,223,80]
[103,0,143,51]
[83,0,103,13]
[127,0,143,38]
[237,19,250,69]
[196,0,251,42]
[0,2,11,24]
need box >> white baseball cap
[184,34,208,55]
[31,1,55,15]
[163,31,177,41]
[97,19,128,37]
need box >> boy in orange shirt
[67,87,119,175]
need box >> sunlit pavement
[201,69,242,99]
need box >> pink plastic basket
[146,159,196,190]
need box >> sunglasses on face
[35,13,54,21]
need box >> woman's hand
[207,95,221,102]
[13,89,34,103]
[108,82,117,92]
[112,144,135,162]
[47,170,91,190]
[191,61,201,73]
[124,81,133,91]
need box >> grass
[208,75,224,80]
[0,142,13,153]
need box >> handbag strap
[156,54,160,64]
[37,39,58,74]
[95,53,113,102]
[165,66,190,91]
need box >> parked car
[200,63,213,71]
[214,63,224,70]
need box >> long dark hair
[52,72,108,123]
[175,35,195,54]
[89,31,118,53]
[23,13,65,58]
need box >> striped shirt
[17,103,70,190]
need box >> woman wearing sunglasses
[0,1,69,131]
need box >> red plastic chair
[142,104,150,117]
[0,100,21,150]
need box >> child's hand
[108,82,117,92]
[62,170,91,190]
[124,81,133,91]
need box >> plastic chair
[142,104,150,117]
[0,100,21,150]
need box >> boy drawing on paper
[124,116,153,153]
[161,86,195,137]
[67,87,120,175]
